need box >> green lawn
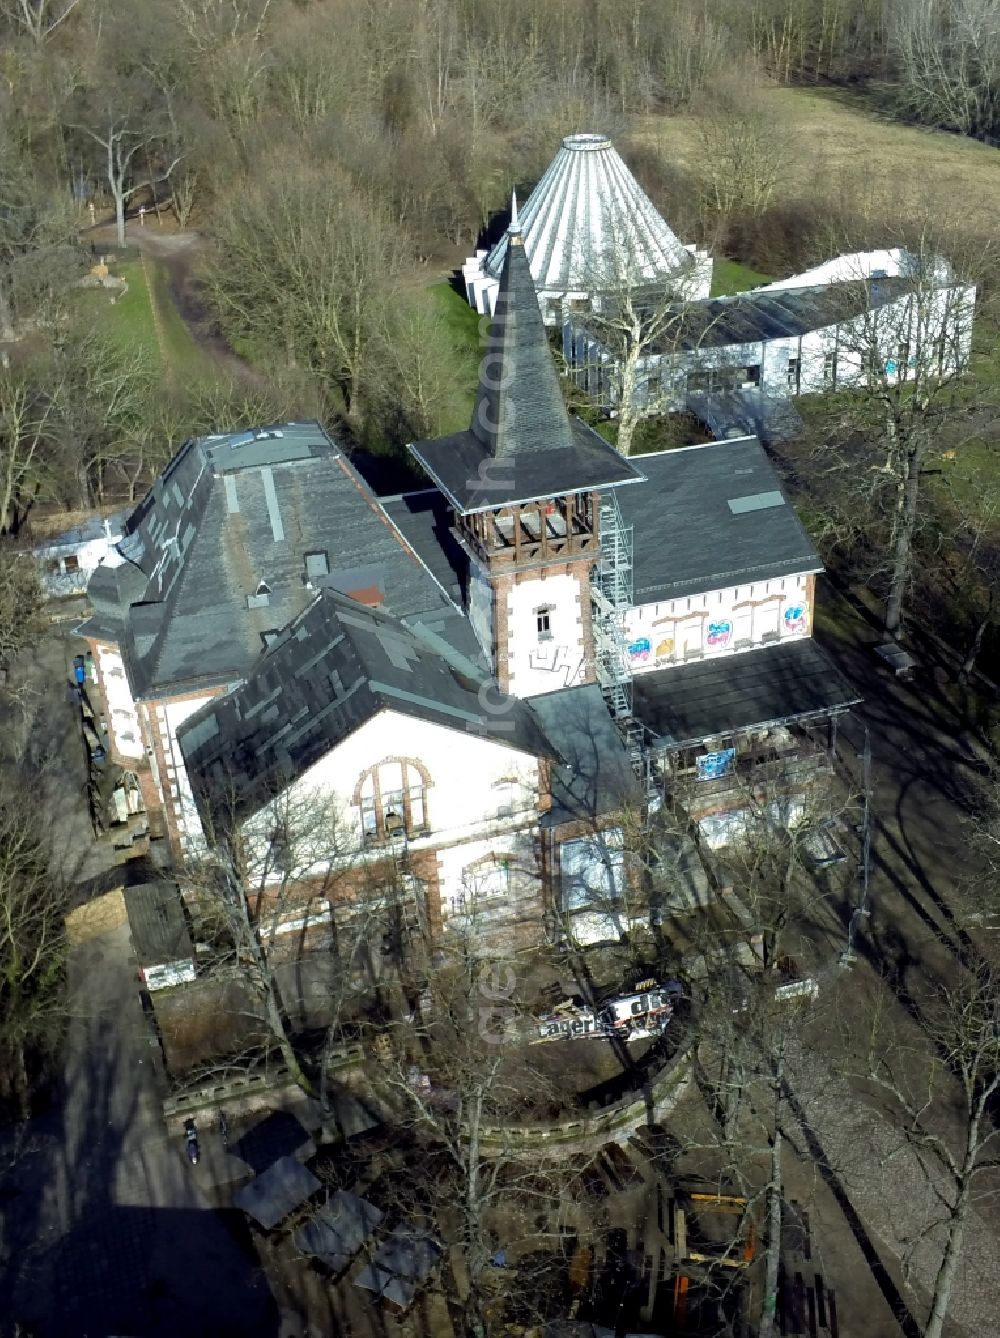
[711,258,772,297]
[422,281,484,430]
[425,279,484,350]
[82,259,209,379]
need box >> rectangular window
[787,357,800,392]
[536,608,552,641]
[409,785,425,831]
[361,796,377,839]
[383,790,405,836]
[560,830,625,911]
[823,351,838,387]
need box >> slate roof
[123,881,192,966]
[643,277,912,353]
[617,438,821,604]
[530,685,640,826]
[178,588,560,829]
[293,1191,383,1272]
[485,133,692,292]
[81,422,464,698]
[232,1156,320,1230]
[632,639,862,749]
[355,1227,442,1309]
[380,489,465,605]
[410,237,643,513]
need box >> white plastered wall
[623,573,814,673]
[254,709,541,903]
[161,695,218,852]
[505,571,588,698]
[436,828,539,925]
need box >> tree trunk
[0,285,14,342]
[884,444,923,638]
[463,1092,488,1338]
[264,982,317,1098]
[616,335,641,457]
[958,587,994,684]
[759,1063,784,1338]
[923,1172,972,1338]
[115,191,127,249]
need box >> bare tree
[858,966,1000,1338]
[1,0,85,46]
[0,545,46,676]
[75,110,182,249]
[0,773,69,1116]
[708,762,851,970]
[203,158,406,426]
[0,366,60,535]
[187,783,423,1107]
[887,0,1000,140]
[805,226,982,638]
[695,84,792,242]
[368,936,591,1337]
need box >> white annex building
[462,132,713,323]
[565,246,976,428]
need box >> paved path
[0,924,278,1336]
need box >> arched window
[354,759,431,843]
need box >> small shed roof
[232,1155,320,1230]
[123,881,192,967]
[354,1227,442,1308]
[293,1190,383,1272]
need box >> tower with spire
[411,213,644,700]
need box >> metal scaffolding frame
[591,490,634,723]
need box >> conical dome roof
[486,133,691,294]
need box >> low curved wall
[476,1041,692,1158]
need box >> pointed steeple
[469,233,574,459]
[509,188,519,234]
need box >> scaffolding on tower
[591,493,657,787]
[592,492,634,721]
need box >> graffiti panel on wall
[783,604,807,634]
[706,619,732,648]
[627,637,652,664]
[696,747,737,781]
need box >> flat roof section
[632,639,862,749]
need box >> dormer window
[261,629,280,650]
[535,605,553,641]
[304,551,329,584]
[247,580,271,609]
